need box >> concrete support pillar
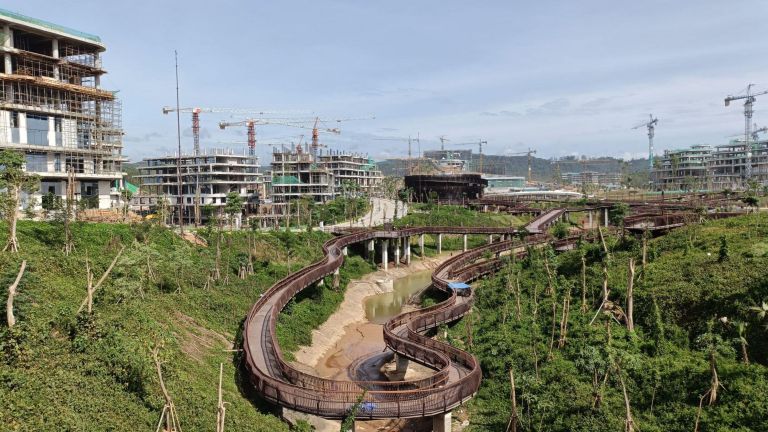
[367,239,374,261]
[2,25,11,75]
[394,237,400,267]
[333,268,340,289]
[342,246,348,256]
[52,39,60,80]
[588,211,593,227]
[405,236,411,265]
[604,207,609,227]
[437,234,443,254]
[488,234,493,244]
[463,234,468,252]
[419,234,425,257]
[395,353,409,376]
[432,411,452,432]
[382,239,389,271]
[18,113,27,144]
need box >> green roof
[0,8,102,44]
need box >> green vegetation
[0,220,342,431]
[442,214,768,431]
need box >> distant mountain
[377,154,651,181]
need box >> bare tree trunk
[152,346,182,432]
[641,231,648,279]
[77,246,125,314]
[558,284,572,348]
[580,255,588,312]
[85,256,94,314]
[216,363,226,432]
[626,259,635,332]
[547,301,557,360]
[741,340,750,365]
[6,260,27,328]
[602,264,610,304]
[505,368,520,432]
[3,186,20,253]
[515,274,522,321]
[543,256,554,296]
[708,352,721,406]
[597,225,609,259]
[617,366,636,432]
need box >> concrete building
[654,145,712,191]
[270,146,382,203]
[651,140,768,191]
[132,149,263,223]
[0,8,124,209]
[561,171,622,189]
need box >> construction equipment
[445,140,488,173]
[504,148,537,182]
[632,114,658,173]
[218,118,339,156]
[725,84,768,180]
[727,123,768,142]
[162,106,280,156]
[374,134,421,174]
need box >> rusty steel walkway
[242,212,569,419]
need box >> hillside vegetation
[0,221,368,431]
[440,214,768,431]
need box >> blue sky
[14,1,768,163]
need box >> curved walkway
[242,209,569,419]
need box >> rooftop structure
[132,149,263,224]
[0,9,124,209]
[653,145,712,191]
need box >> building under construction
[0,8,125,209]
[404,173,487,203]
[652,140,768,191]
[132,149,264,224]
[269,145,382,203]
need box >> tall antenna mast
[174,51,184,234]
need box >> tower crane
[503,148,537,182]
[727,123,768,142]
[218,118,340,156]
[162,106,279,156]
[374,134,421,174]
[263,115,373,159]
[632,114,658,173]
[445,139,488,173]
[725,84,768,180]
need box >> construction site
[0,8,125,209]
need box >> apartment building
[132,149,263,222]
[0,8,124,209]
[653,145,712,191]
[270,146,382,203]
[561,171,622,188]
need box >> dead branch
[216,363,227,432]
[580,255,588,313]
[6,260,27,328]
[505,367,520,432]
[153,346,183,432]
[77,246,125,314]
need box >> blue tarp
[448,282,471,290]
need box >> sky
[13,0,768,164]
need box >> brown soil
[173,311,233,362]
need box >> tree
[223,192,244,229]
[608,202,630,227]
[121,188,134,221]
[0,150,40,252]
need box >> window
[10,112,19,128]
[25,153,47,172]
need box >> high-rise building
[0,9,124,209]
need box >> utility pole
[174,51,184,234]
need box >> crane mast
[725,84,768,181]
[632,114,658,173]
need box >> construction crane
[161,106,281,156]
[727,123,768,142]
[218,118,340,156]
[445,139,488,173]
[632,114,658,173]
[374,134,421,174]
[265,115,373,159]
[503,148,537,182]
[725,84,768,180]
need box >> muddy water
[364,269,433,324]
